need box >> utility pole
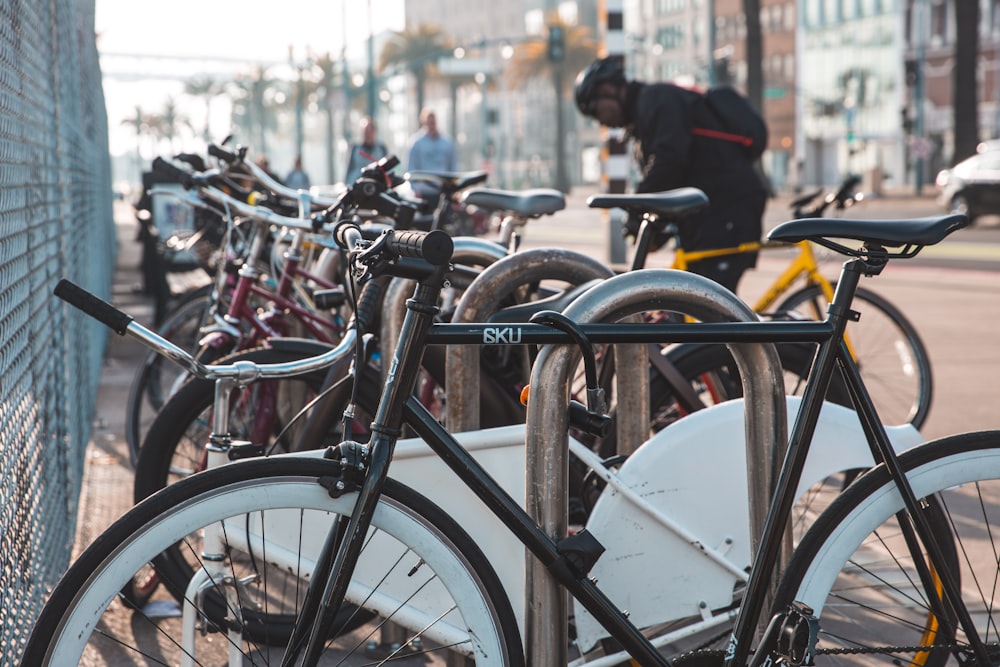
[707,0,716,85]
[913,0,928,195]
[366,0,377,118]
[289,45,305,162]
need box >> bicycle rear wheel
[776,284,932,429]
[649,340,852,431]
[22,458,524,666]
[773,431,1000,665]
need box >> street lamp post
[476,71,489,171]
[913,0,928,195]
[366,0,377,118]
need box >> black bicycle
[27,191,1000,666]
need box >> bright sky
[95,0,405,156]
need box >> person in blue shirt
[407,108,456,201]
[285,155,311,190]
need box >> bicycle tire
[21,458,524,666]
[651,341,852,432]
[124,291,215,465]
[772,431,1000,665]
[776,283,933,429]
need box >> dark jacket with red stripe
[623,81,766,253]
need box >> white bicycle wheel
[21,457,523,666]
[774,431,1000,665]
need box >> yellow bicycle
[629,177,932,430]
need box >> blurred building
[393,0,1000,192]
[400,0,600,188]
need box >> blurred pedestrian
[285,155,311,190]
[345,116,389,184]
[407,108,456,201]
[254,155,282,184]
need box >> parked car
[936,141,1000,223]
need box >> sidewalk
[73,202,152,555]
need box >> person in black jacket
[574,57,768,292]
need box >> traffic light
[901,107,914,134]
[547,24,565,62]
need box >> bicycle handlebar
[792,174,862,219]
[55,278,133,335]
[206,143,344,209]
[335,222,454,267]
[54,278,357,383]
[153,182,327,234]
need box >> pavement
[73,201,153,554]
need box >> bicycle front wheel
[773,431,1000,665]
[776,284,932,429]
[22,457,524,666]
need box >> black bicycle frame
[289,255,987,666]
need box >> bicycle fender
[573,397,924,652]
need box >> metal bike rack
[379,237,509,374]
[524,269,787,667]
[445,248,626,434]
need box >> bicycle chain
[672,641,1000,664]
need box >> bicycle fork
[281,271,449,667]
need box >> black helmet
[574,57,625,117]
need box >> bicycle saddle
[768,213,968,249]
[586,187,709,220]
[486,280,599,324]
[405,170,489,193]
[460,187,566,218]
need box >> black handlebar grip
[54,279,133,335]
[388,229,453,266]
[151,156,192,186]
[207,143,239,164]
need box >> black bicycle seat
[460,188,566,218]
[586,187,709,220]
[486,280,599,324]
[405,170,489,193]
[768,214,968,249]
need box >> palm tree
[313,52,340,184]
[505,16,598,192]
[145,98,192,155]
[379,23,453,123]
[121,105,153,179]
[228,66,279,156]
[184,76,225,142]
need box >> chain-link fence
[0,0,113,661]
